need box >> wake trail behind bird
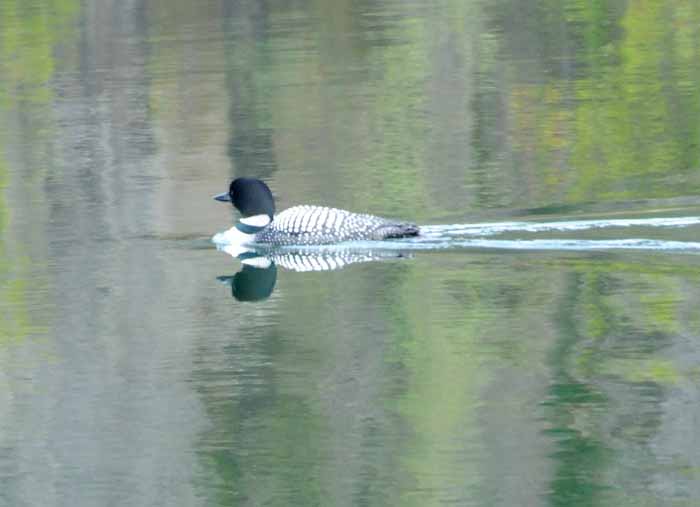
[288,215,700,254]
[419,216,700,238]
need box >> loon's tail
[376,222,420,240]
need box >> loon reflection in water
[217,248,411,301]
[218,263,278,302]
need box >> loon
[213,178,420,247]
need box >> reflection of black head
[230,178,276,218]
[218,263,277,302]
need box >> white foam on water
[443,238,700,252]
[278,238,700,254]
[420,216,700,238]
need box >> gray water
[2,1,700,506]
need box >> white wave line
[421,216,700,237]
[285,238,700,253]
[448,239,700,252]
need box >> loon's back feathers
[214,179,420,246]
[375,222,421,239]
[256,205,419,246]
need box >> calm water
[2,1,700,505]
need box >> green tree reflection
[0,0,79,345]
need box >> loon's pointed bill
[213,192,231,202]
[212,177,419,246]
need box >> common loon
[213,178,420,246]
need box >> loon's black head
[214,178,276,218]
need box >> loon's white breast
[211,213,270,249]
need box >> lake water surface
[2,1,700,506]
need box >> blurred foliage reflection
[1,0,700,506]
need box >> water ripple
[420,216,700,238]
